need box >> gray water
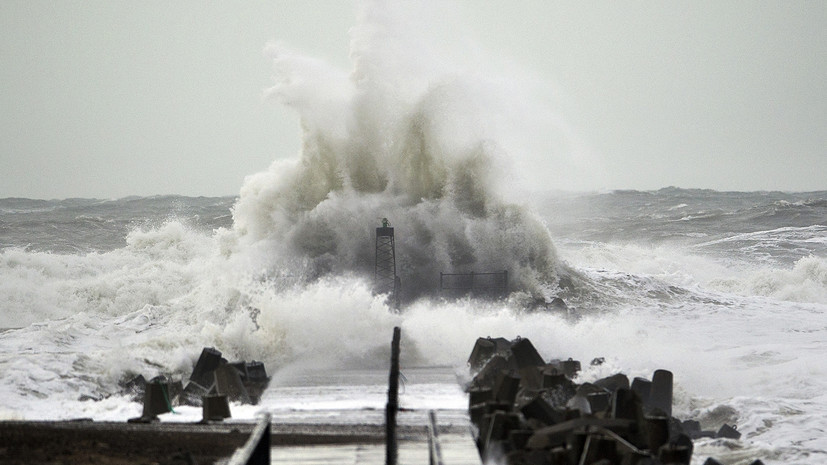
[1,190,826,464]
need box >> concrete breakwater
[464,336,761,465]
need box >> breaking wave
[225,2,575,301]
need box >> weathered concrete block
[469,337,513,372]
[213,363,251,404]
[469,402,487,426]
[480,411,522,456]
[542,369,568,389]
[680,419,715,439]
[470,355,515,390]
[518,365,545,390]
[462,337,730,465]
[578,436,619,465]
[245,361,267,380]
[649,369,673,417]
[566,394,592,415]
[519,394,563,427]
[202,394,231,422]
[548,358,582,379]
[658,443,692,465]
[468,338,497,371]
[120,374,147,402]
[595,373,630,393]
[494,371,522,405]
[526,418,634,450]
[471,400,513,427]
[576,382,607,396]
[611,388,643,421]
[190,347,223,390]
[508,429,535,450]
[468,387,493,408]
[631,377,652,406]
[587,392,611,414]
[645,416,670,454]
[716,424,741,440]
[548,446,568,465]
[510,338,546,369]
[240,361,269,405]
[128,379,173,423]
[181,379,208,406]
[659,434,693,465]
[542,382,577,410]
[681,419,700,435]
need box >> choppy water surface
[2,189,825,464]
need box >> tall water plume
[229,1,573,301]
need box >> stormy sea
[1,4,825,465]
[2,188,825,464]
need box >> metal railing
[439,270,508,297]
[386,327,401,465]
[427,410,445,465]
[227,413,271,465]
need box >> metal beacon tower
[375,218,400,310]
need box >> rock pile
[122,347,269,422]
[465,337,760,465]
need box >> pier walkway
[0,365,481,464]
[261,366,481,464]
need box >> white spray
[227,1,584,301]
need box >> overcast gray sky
[1,1,825,199]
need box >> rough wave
[227,2,568,301]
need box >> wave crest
[230,3,564,300]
